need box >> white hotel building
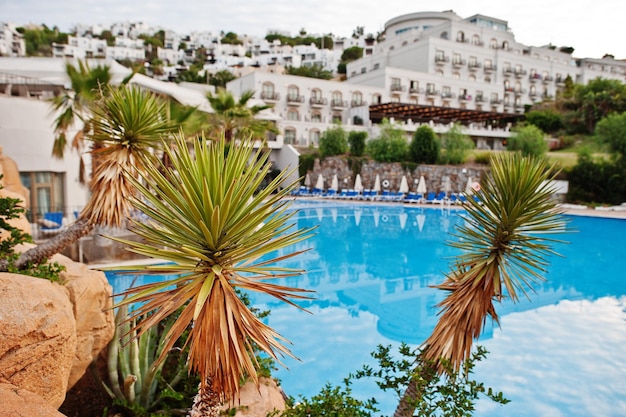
[231,10,626,150]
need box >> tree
[49,59,112,160]
[319,124,348,157]
[393,152,568,417]
[348,131,367,157]
[208,70,237,88]
[366,119,409,162]
[594,111,626,163]
[205,88,277,142]
[438,124,473,165]
[0,85,177,272]
[507,124,549,158]
[409,125,440,164]
[111,134,316,415]
[562,78,626,133]
[221,31,243,45]
[341,46,364,62]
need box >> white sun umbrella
[465,176,474,195]
[354,174,364,193]
[331,174,339,191]
[373,174,381,192]
[399,175,409,194]
[442,176,451,195]
[315,174,325,190]
[416,175,427,195]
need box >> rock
[0,382,67,417]
[54,253,115,389]
[0,274,77,408]
[224,377,287,416]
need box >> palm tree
[0,85,177,272]
[393,152,568,417]
[206,88,277,142]
[50,60,112,161]
[109,134,316,415]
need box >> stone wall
[310,156,488,194]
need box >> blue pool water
[107,201,626,417]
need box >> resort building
[0,23,26,57]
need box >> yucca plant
[1,85,177,272]
[110,133,316,416]
[393,152,568,417]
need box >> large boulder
[0,274,77,408]
[0,383,66,417]
[55,253,115,389]
[224,377,287,416]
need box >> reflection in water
[107,202,626,417]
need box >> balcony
[260,91,280,102]
[426,89,440,96]
[555,76,566,85]
[514,69,527,78]
[504,87,515,93]
[543,75,554,83]
[503,68,514,76]
[458,94,472,102]
[409,87,424,95]
[475,95,487,103]
[529,73,542,82]
[484,64,497,73]
[490,98,503,105]
[351,100,368,107]
[390,84,406,92]
[514,88,527,95]
[441,92,456,100]
[529,91,539,98]
[434,55,450,65]
[286,94,304,105]
[331,99,348,109]
[468,62,482,71]
[309,97,328,107]
[452,59,466,68]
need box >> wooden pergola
[369,102,522,126]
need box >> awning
[369,102,522,125]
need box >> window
[351,91,363,106]
[471,35,481,45]
[426,83,436,94]
[309,130,320,146]
[284,127,296,144]
[19,172,65,223]
[287,85,300,101]
[391,94,400,103]
[261,82,276,100]
[468,74,476,82]
[332,113,342,123]
[456,31,465,42]
[440,31,449,40]
[287,109,299,121]
[409,80,419,93]
[453,72,460,79]
[311,112,322,122]
[490,38,498,49]
[332,91,343,106]
[390,77,402,91]
[502,41,509,50]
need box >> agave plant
[110,133,315,415]
[393,152,568,417]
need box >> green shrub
[525,109,563,134]
[409,125,440,164]
[439,124,474,165]
[319,124,348,157]
[348,131,367,156]
[507,124,549,158]
[366,119,409,162]
[473,152,492,165]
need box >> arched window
[468,74,476,82]
[490,38,498,49]
[287,85,300,101]
[372,93,382,104]
[502,41,509,50]
[311,112,322,123]
[471,34,481,45]
[287,109,299,121]
[284,127,296,145]
[440,31,449,40]
[261,82,275,100]
[351,91,363,106]
[456,31,465,42]
[309,129,320,147]
[332,91,343,107]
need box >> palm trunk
[188,377,222,417]
[393,376,421,417]
[0,217,93,271]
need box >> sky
[4,0,625,59]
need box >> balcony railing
[514,69,527,78]
[529,73,542,82]
[543,75,554,83]
[514,88,527,95]
[484,65,497,73]
[409,87,424,94]
[504,87,515,93]
[286,94,304,104]
[390,84,406,92]
[490,98,503,104]
[452,59,466,68]
[309,97,327,107]
[503,68,514,76]
[468,62,482,71]
[331,99,348,109]
[475,95,487,103]
[441,92,456,99]
[434,56,449,65]
[351,100,367,107]
[426,89,440,96]
[458,94,472,101]
[260,91,280,101]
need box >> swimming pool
[106,201,626,417]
